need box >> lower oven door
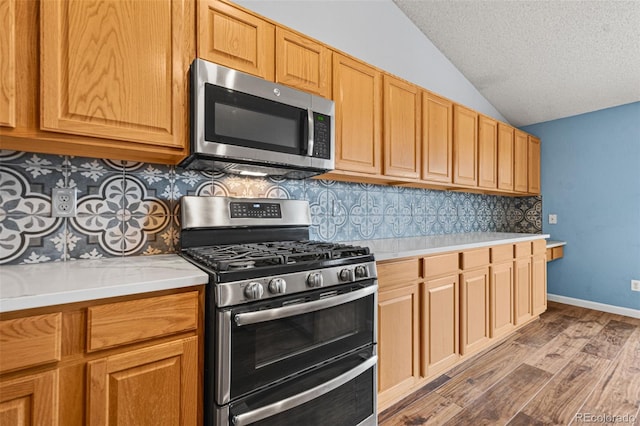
[216,281,377,404]
[221,348,377,426]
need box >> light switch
[548,214,557,224]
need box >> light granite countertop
[351,232,550,261]
[0,255,208,313]
[546,240,567,249]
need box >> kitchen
[1,0,639,425]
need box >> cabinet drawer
[514,242,532,258]
[377,259,420,290]
[552,246,564,259]
[532,239,546,255]
[423,252,459,278]
[0,313,62,373]
[87,292,198,352]
[491,244,513,263]
[461,248,489,270]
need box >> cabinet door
[453,104,478,186]
[276,27,330,98]
[383,75,421,179]
[0,0,16,128]
[514,130,529,193]
[41,0,192,149]
[332,53,382,174]
[460,267,490,355]
[87,337,198,426]
[490,261,515,338]
[378,284,420,400]
[421,274,459,377]
[198,0,274,80]
[497,123,515,191]
[514,257,533,324]
[528,135,541,194]
[478,115,498,189]
[422,92,453,183]
[531,254,547,316]
[0,370,58,426]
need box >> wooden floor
[379,302,640,425]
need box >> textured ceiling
[393,0,640,127]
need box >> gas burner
[227,260,256,270]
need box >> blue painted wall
[522,102,640,310]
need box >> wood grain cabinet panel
[383,75,421,179]
[497,123,515,191]
[0,0,16,128]
[531,254,547,316]
[198,0,274,80]
[514,257,533,325]
[0,370,58,426]
[460,266,490,355]
[422,92,453,183]
[528,135,541,194]
[87,291,198,352]
[276,27,331,98]
[478,115,498,189]
[421,274,459,377]
[40,0,192,150]
[332,53,382,175]
[453,104,478,186]
[490,261,515,338]
[87,337,198,426]
[514,130,529,193]
[0,313,61,373]
[378,284,420,403]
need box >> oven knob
[307,272,324,288]
[244,282,264,300]
[339,268,355,282]
[268,278,287,294]
[354,265,369,279]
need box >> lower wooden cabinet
[0,370,59,426]
[376,240,547,412]
[0,286,204,426]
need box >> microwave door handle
[307,108,314,156]
[231,355,377,426]
[234,284,377,326]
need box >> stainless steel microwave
[179,59,335,179]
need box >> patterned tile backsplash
[0,150,541,265]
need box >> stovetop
[182,240,372,282]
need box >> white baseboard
[547,293,640,319]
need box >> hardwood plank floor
[379,302,640,425]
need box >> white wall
[236,0,508,123]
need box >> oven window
[229,286,374,400]
[229,349,374,426]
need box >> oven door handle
[231,355,377,426]
[234,284,377,326]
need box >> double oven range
[180,196,378,426]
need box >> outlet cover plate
[548,214,558,224]
[632,280,640,292]
[52,188,77,217]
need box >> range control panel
[230,202,282,219]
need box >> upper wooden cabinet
[0,0,15,128]
[198,0,275,80]
[1,0,193,164]
[453,104,478,186]
[497,123,515,192]
[528,135,541,194]
[332,53,382,175]
[276,27,331,98]
[514,130,529,193]
[383,75,421,179]
[41,0,192,148]
[478,115,498,189]
[422,92,453,183]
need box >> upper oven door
[216,281,377,404]
[192,59,334,171]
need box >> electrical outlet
[548,214,558,224]
[632,280,640,292]
[52,188,77,217]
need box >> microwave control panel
[313,113,331,159]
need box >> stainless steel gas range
[180,196,378,426]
